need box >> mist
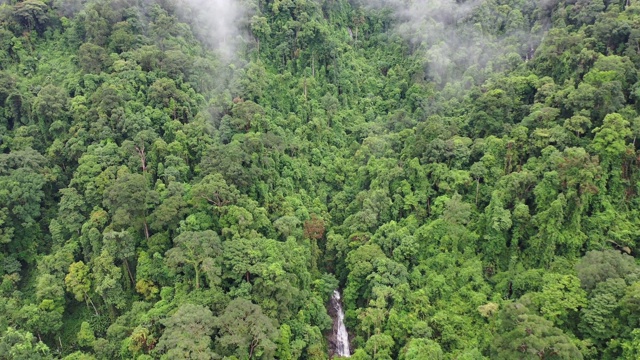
[358,0,547,85]
[176,0,252,61]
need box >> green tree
[12,0,49,33]
[103,170,156,238]
[33,85,68,127]
[77,321,96,348]
[0,149,47,263]
[576,250,640,292]
[165,230,222,289]
[92,250,127,314]
[213,298,278,359]
[78,43,110,74]
[527,273,587,326]
[155,303,216,360]
[0,327,52,360]
[592,113,632,160]
[401,338,444,360]
[492,303,582,359]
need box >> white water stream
[332,290,350,357]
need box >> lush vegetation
[2,0,640,358]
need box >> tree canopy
[1,0,640,358]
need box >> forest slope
[1,0,640,359]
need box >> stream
[330,290,350,357]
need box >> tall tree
[156,303,217,360]
[165,230,222,289]
[213,298,278,359]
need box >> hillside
[2,0,640,359]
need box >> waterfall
[331,290,350,357]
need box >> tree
[274,215,302,239]
[57,188,87,236]
[165,230,222,289]
[155,303,216,360]
[102,230,136,286]
[213,298,278,359]
[62,352,97,360]
[77,321,96,348]
[78,43,110,74]
[592,113,631,160]
[576,250,640,292]
[12,0,49,33]
[148,183,188,233]
[33,85,68,126]
[365,333,395,360]
[622,329,640,359]
[276,324,293,360]
[103,170,156,238]
[0,149,47,263]
[401,338,444,360]
[190,173,239,209]
[0,327,52,360]
[109,21,137,53]
[579,278,626,342]
[492,302,583,359]
[148,78,191,121]
[527,273,587,326]
[92,250,127,314]
[22,273,66,336]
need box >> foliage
[1,0,640,358]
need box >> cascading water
[331,290,351,357]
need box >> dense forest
[2,0,640,358]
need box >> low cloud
[359,0,547,85]
[177,0,252,61]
